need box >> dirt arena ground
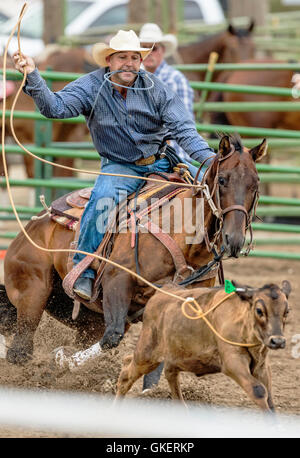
[0,163,300,437]
[0,255,299,438]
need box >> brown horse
[0,134,267,365]
[207,58,298,196]
[177,22,256,83]
[1,46,94,179]
[209,59,299,129]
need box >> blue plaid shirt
[24,67,214,164]
[154,60,195,162]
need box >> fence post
[196,52,219,122]
[33,68,53,206]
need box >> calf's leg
[164,362,186,406]
[116,354,161,398]
[222,353,272,411]
[253,361,275,411]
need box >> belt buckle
[135,155,155,166]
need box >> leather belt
[135,153,161,166]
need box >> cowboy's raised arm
[12,51,93,119]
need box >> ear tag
[224,279,236,294]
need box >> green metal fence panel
[248,251,300,260]
[2,65,300,260]
[200,102,300,112]
[190,81,299,98]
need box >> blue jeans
[73,157,200,279]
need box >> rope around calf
[181,293,258,347]
[1,2,258,350]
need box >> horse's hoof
[100,332,123,349]
[6,347,32,365]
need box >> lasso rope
[181,292,258,347]
[1,2,258,349]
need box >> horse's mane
[179,31,226,49]
[229,133,243,153]
[180,24,254,49]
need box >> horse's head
[204,134,267,258]
[223,20,255,62]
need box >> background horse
[209,58,299,130]
[0,134,266,365]
[208,58,299,195]
[177,21,256,84]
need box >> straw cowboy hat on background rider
[139,22,178,58]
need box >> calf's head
[233,280,292,349]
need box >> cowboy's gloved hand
[12,52,35,75]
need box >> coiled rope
[1,2,258,349]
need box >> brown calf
[116,281,291,411]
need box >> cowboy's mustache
[116,69,139,74]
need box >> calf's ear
[282,280,292,299]
[249,138,267,162]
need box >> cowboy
[139,23,194,163]
[13,30,215,301]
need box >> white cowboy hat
[139,23,178,58]
[92,30,152,67]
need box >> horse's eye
[218,177,226,186]
[255,307,264,317]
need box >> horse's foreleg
[100,272,134,349]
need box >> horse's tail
[0,284,17,336]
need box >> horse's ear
[227,23,236,36]
[281,280,292,299]
[248,19,255,33]
[249,138,268,162]
[218,135,231,157]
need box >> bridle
[195,146,260,256]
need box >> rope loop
[181,291,259,348]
